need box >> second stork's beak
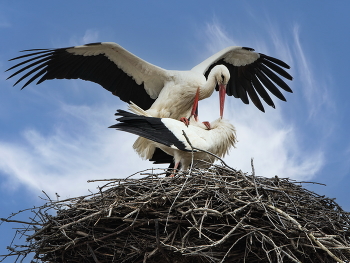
[219,84,226,118]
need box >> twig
[87,244,101,263]
[267,204,345,263]
[0,218,41,225]
[182,130,195,175]
[3,166,350,263]
[59,209,107,229]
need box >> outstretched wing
[7,42,169,110]
[192,46,293,112]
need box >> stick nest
[2,165,350,263]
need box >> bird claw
[202,121,211,130]
[180,117,190,126]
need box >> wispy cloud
[0,19,331,199]
[204,22,238,52]
[292,25,335,120]
[69,29,100,46]
[197,20,326,180]
[0,103,154,198]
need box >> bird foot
[180,117,189,126]
[202,121,211,130]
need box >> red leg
[179,87,200,125]
[191,87,200,119]
[169,162,180,177]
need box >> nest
[1,163,350,263]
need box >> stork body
[110,110,237,172]
[144,70,213,119]
[7,42,292,162]
[7,42,293,116]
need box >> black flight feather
[7,44,155,110]
[110,110,189,152]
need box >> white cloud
[198,93,324,181]
[292,25,334,120]
[0,20,330,199]
[204,22,238,52]
[82,29,100,44]
[0,103,157,198]
[69,29,100,46]
[224,104,324,180]
[197,20,326,180]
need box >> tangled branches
[1,165,350,262]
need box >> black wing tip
[280,63,291,70]
[242,47,255,51]
[284,86,293,93]
[20,48,50,52]
[84,42,102,46]
[115,109,127,115]
[259,53,291,69]
[241,98,249,105]
[114,109,138,118]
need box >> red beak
[219,84,226,118]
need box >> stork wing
[6,42,168,110]
[110,110,191,152]
[149,148,174,164]
[191,46,293,112]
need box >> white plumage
[110,109,237,174]
[7,42,293,117]
[7,42,292,163]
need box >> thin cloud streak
[198,21,325,180]
[0,103,154,198]
[0,20,330,198]
[68,29,100,47]
[293,25,334,120]
[205,22,238,52]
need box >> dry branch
[1,165,350,263]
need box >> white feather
[161,117,236,170]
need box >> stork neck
[200,73,217,99]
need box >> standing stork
[110,110,237,175]
[6,42,293,118]
[6,42,292,161]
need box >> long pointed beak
[191,87,200,121]
[219,84,226,118]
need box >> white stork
[6,42,293,118]
[6,42,292,161]
[109,110,237,176]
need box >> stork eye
[221,74,225,81]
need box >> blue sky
[0,1,349,261]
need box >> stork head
[214,65,230,118]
